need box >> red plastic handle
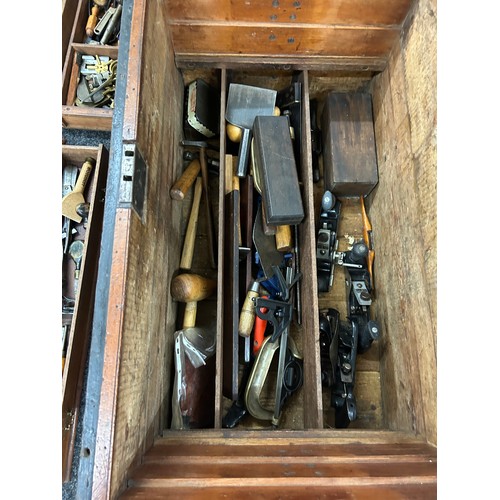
[253,295,268,355]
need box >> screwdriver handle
[86,5,100,37]
[238,282,260,338]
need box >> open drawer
[73,0,437,498]
[62,0,121,131]
[62,144,108,483]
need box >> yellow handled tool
[360,196,375,291]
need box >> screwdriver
[86,0,108,37]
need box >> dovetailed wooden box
[70,1,437,498]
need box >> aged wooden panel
[369,0,437,445]
[121,483,437,499]
[176,54,388,72]
[169,24,400,58]
[62,0,79,66]
[121,430,436,498]
[88,0,185,498]
[167,0,413,26]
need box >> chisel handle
[74,158,95,195]
[238,282,260,338]
[275,225,292,252]
[170,159,201,200]
[86,5,100,37]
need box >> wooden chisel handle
[86,5,100,37]
[275,225,292,252]
[180,177,203,270]
[75,158,95,195]
[238,282,260,338]
[170,159,201,200]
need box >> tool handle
[199,149,217,269]
[170,273,217,303]
[226,123,242,143]
[253,296,268,355]
[360,196,375,289]
[236,128,251,177]
[74,158,95,195]
[183,301,197,329]
[275,225,292,252]
[170,159,201,200]
[180,178,203,270]
[239,288,259,338]
[86,5,100,37]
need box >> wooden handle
[75,158,94,195]
[170,273,216,303]
[86,5,100,37]
[253,295,268,355]
[183,301,197,329]
[170,159,201,200]
[275,225,293,252]
[238,286,260,338]
[180,178,202,270]
[360,196,375,289]
[227,123,242,143]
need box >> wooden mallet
[62,158,95,223]
[170,273,216,329]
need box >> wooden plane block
[321,92,379,197]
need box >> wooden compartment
[61,144,108,483]
[62,0,120,131]
[73,0,437,498]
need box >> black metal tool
[316,191,341,293]
[310,98,322,183]
[319,240,380,428]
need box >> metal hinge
[119,143,147,222]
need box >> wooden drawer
[72,0,437,498]
[62,144,109,483]
[62,0,120,131]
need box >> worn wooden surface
[369,0,437,445]
[120,430,436,498]
[321,92,379,196]
[89,0,185,498]
[167,0,413,69]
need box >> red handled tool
[253,295,268,355]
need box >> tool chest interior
[67,0,437,498]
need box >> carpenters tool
[316,190,341,293]
[180,140,217,269]
[319,240,380,428]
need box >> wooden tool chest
[69,0,437,498]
